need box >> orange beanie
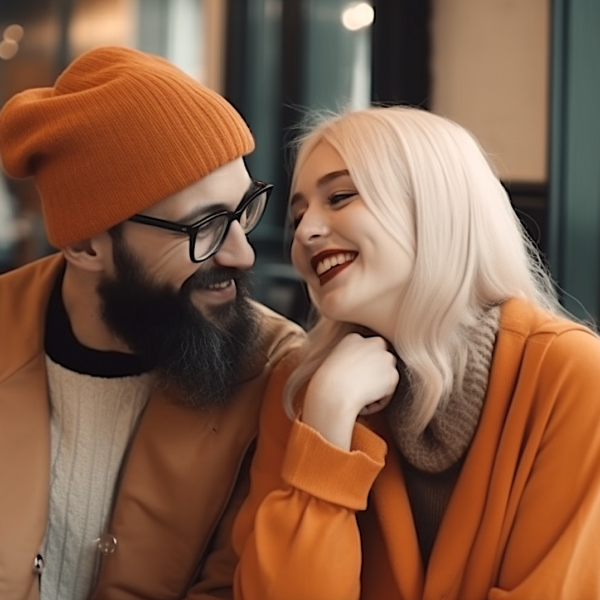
[0,46,255,248]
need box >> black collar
[44,267,154,378]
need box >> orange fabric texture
[233,298,600,600]
[0,46,254,248]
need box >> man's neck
[45,264,154,377]
[62,263,132,354]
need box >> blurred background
[0,0,598,326]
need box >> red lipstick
[311,249,357,286]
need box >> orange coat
[233,298,600,600]
[0,254,304,600]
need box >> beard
[97,238,259,408]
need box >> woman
[232,107,600,599]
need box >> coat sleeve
[232,355,387,600]
[488,328,600,599]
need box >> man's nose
[213,221,255,269]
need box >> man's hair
[284,106,565,429]
[108,223,123,242]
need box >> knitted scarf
[386,305,500,473]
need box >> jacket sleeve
[232,355,387,600]
[488,328,600,599]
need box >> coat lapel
[0,255,64,598]
[0,355,50,598]
[365,413,425,599]
[93,361,271,598]
[423,301,531,600]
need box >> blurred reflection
[304,0,373,111]
[0,173,40,273]
[341,2,374,30]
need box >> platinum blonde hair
[284,106,564,428]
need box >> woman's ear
[62,231,113,273]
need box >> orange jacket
[0,254,304,600]
[233,298,600,600]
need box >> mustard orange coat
[233,298,600,600]
[0,254,304,600]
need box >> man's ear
[62,232,113,273]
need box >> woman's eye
[291,213,303,230]
[329,192,356,206]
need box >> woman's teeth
[316,252,356,276]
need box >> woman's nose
[294,208,330,245]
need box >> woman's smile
[311,249,358,285]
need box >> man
[0,46,303,600]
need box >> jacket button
[95,533,118,555]
[33,554,44,574]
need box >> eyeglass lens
[193,189,268,261]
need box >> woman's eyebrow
[316,169,350,187]
[290,169,351,210]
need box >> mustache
[182,266,248,293]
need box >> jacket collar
[0,253,66,381]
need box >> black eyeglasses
[128,179,273,263]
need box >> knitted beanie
[0,46,255,248]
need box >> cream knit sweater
[41,357,152,600]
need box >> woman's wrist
[301,392,359,451]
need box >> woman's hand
[301,333,399,450]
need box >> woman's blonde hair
[284,106,564,428]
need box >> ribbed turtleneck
[386,305,500,566]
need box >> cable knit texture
[387,305,500,473]
[42,356,153,600]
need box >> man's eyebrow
[290,169,351,210]
[178,203,228,225]
[177,181,254,224]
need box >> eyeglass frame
[127,179,273,263]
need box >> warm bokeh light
[341,2,375,31]
[4,24,24,42]
[0,39,19,60]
